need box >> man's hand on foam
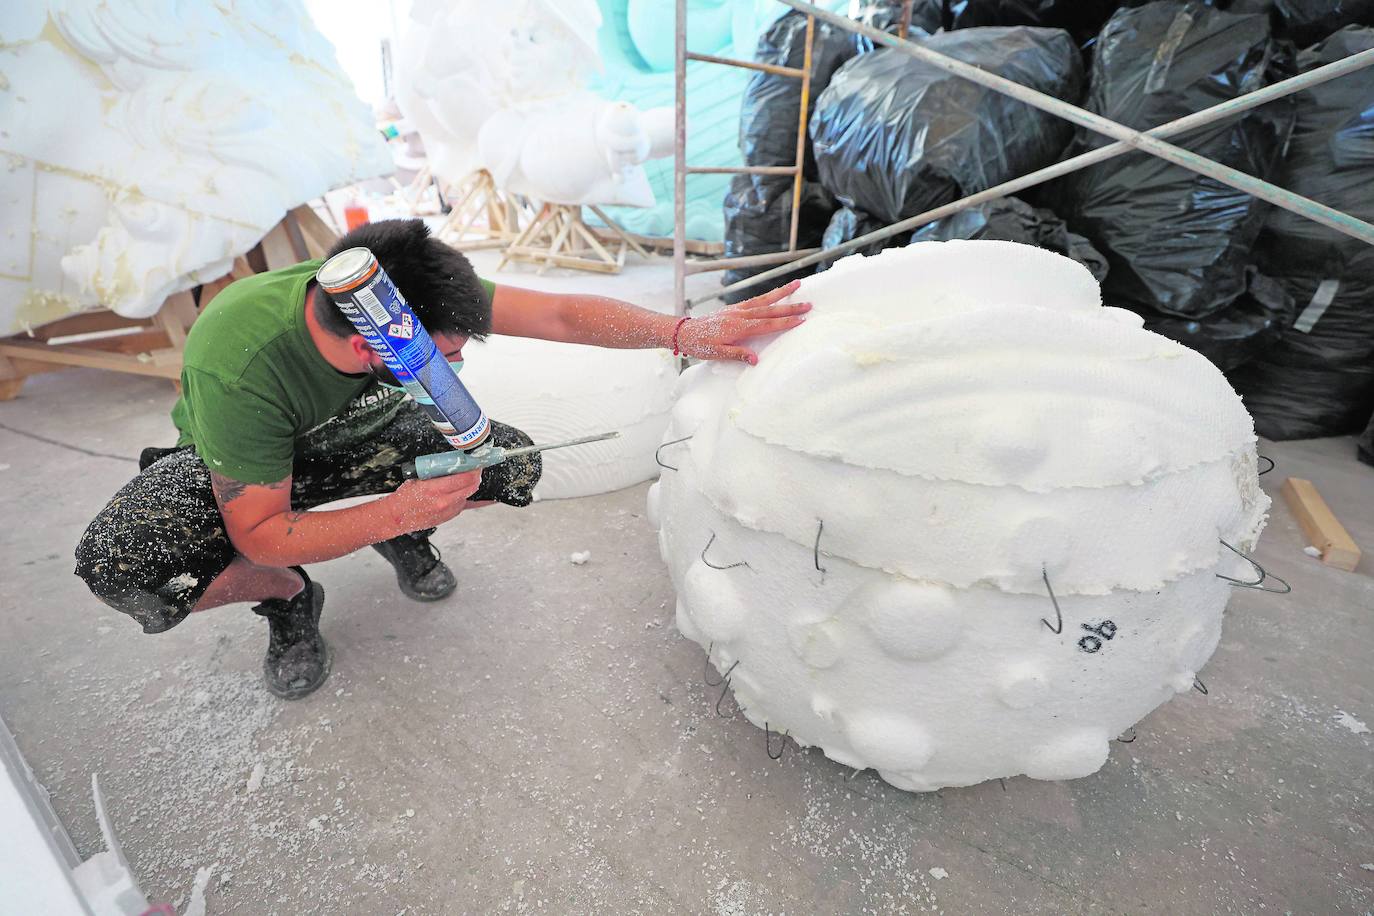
[678,280,812,366]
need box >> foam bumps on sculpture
[649,241,1270,791]
[0,2,390,332]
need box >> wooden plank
[289,204,339,258]
[1,353,67,379]
[259,221,299,271]
[31,310,147,340]
[587,227,722,256]
[197,272,236,308]
[0,354,27,400]
[230,256,256,280]
[0,339,181,378]
[1282,477,1362,572]
[83,330,172,354]
[586,206,651,259]
[503,247,624,274]
[152,291,196,349]
[280,210,312,262]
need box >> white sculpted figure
[650,241,1271,791]
[394,0,674,207]
[0,1,391,330]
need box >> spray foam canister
[316,247,491,452]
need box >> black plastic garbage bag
[741,10,870,177]
[1269,0,1374,45]
[1145,268,1294,371]
[810,27,1083,226]
[1193,1,1374,50]
[725,10,872,301]
[722,175,837,303]
[1048,2,1293,324]
[946,0,1126,43]
[818,196,1108,278]
[1227,26,1374,440]
[818,207,901,267]
[907,196,1109,281]
[855,0,946,36]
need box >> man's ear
[347,334,373,363]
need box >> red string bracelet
[671,316,692,356]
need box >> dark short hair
[314,218,492,340]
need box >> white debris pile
[649,240,1270,792]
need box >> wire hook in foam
[716,677,741,718]
[814,520,827,574]
[1193,676,1208,696]
[703,643,739,688]
[1216,540,1292,594]
[766,723,790,760]
[702,531,750,571]
[655,435,693,472]
[1257,455,1275,476]
[1040,566,1064,634]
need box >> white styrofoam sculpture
[460,335,676,499]
[394,0,674,207]
[649,241,1270,791]
[0,1,391,332]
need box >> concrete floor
[3,355,1373,913]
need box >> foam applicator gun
[402,431,620,480]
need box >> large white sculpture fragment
[394,0,674,207]
[0,1,391,332]
[649,241,1271,791]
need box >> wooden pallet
[587,226,723,257]
[435,169,526,252]
[499,203,652,275]
[0,205,338,400]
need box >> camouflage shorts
[74,387,540,633]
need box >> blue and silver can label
[317,247,491,450]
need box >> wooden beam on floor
[1282,477,1362,572]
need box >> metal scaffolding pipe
[673,0,688,319]
[689,40,1374,307]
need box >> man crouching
[75,218,810,698]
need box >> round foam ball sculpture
[648,241,1270,791]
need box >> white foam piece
[460,334,676,499]
[0,1,391,332]
[650,241,1269,791]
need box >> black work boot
[252,567,330,700]
[371,530,457,602]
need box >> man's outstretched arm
[209,470,487,568]
[488,280,813,365]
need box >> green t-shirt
[171,259,494,485]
